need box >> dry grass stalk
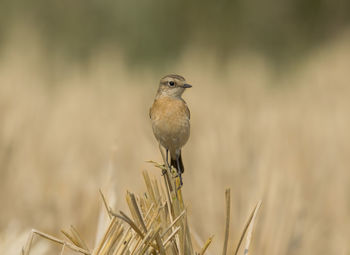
[22,229,90,255]
[61,225,90,251]
[222,188,231,255]
[99,189,113,220]
[243,201,262,255]
[199,236,214,255]
[234,201,262,255]
[22,161,261,255]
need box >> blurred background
[1,0,350,254]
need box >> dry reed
[21,160,261,255]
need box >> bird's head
[156,74,192,98]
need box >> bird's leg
[176,155,183,187]
[157,144,175,192]
[162,149,170,176]
[166,149,169,168]
[158,143,168,175]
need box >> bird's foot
[161,168,167,176]
[168,167,177,177]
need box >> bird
[149,74,192,186]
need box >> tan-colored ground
[1,29,350,254]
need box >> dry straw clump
[21,158,261,255]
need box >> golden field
[1,29,350,254]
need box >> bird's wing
[185,103,190,120]
[181,98,190,120]
[149,100,156,120]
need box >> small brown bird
[149,74,192,186]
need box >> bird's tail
[171,153,184,174]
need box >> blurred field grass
[1,28,350,254]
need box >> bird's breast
[150,97,190,149]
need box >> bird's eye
[168,81,175,86]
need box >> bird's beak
[183,83,192,88]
